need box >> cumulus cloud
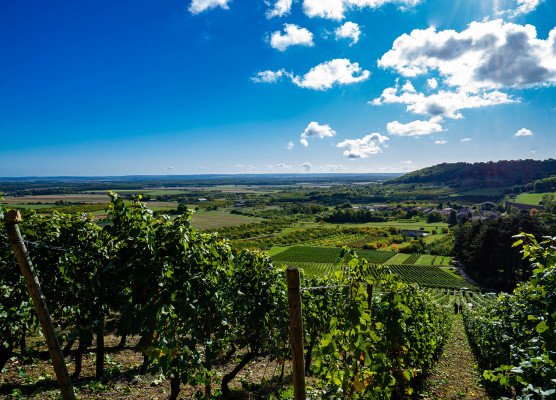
[371,84,515,119]
[301,162,313,172]
[251,69,286,83]
[460,137,472,142]
[515,128,533,136]
[337,133,389,158]
[434,140,447,144]
[302,0,422,21]
[387,116,443,136]
[335,22,361,45]
[266,0,293,18]
[253,59,370,90]
[270,24,314,51]
[287,141,295,150]
[292,59,370,90]
[189,0,231,14]
[300,122,336,146]
[378,20,556,91]
[427,78,438,89]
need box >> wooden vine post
[4,210,77,400]
[286,266,306,400]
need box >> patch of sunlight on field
[515,192,554,205]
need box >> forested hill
[385,159,556,187]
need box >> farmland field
[276,261,473,290]
[190,211,263,230]
[515,191,554,205]
[271,245,397,264]
[384,252,410,264]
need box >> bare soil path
[420,314,491,400]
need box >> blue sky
[0,0,554,176]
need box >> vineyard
[275,261,474,290]
[272,245,398,264]
[1,197,555,399]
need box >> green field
[191,212,263,230]
[515,192,554,205]
[277,261,473,290]
[271,245,397,264]
[385,253,410,264]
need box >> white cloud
[266,0,293,18]
[291,59,370,90]
[337,133,389,158]
[460,137,472,142]
[434,140,447,144]
[254,59,370,90]
[165,166,175,170]
[501,0,545,17]
[301,162,313,172]
[335,22,361,46]
[400,160,415,171]
[379,20,556,91]
[427,78,438,89]
[319,164,344,171]
[189,0,231,14]
[303,0,346,20]
[372,85,515,119]
[387,116,443,136]
[267,163,293,169]
[302,0,422,21]
[270,24,314,51]
[251,69,286,83]
[514,128,533,136]
[514,0,544,16]
[287,141,295,150]
[402,81,416,92]
[234,164,258,170]
[300,122,336,146]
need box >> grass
[515,192,554,205]
[385,253,410,264]
[266,246,289,258]
[440,267,462,279]
[190,211,263,230]
[416,254,436,265]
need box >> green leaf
[536,320,548,333]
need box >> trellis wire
[22,240,104,259]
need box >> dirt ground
[0,334,294,400]
[420,315,491,400]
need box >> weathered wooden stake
[367,283,373,311]
[286,266,306,400]
[4,210,77,400]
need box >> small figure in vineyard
[454,301,459,315]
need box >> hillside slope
[385,159,556,187]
